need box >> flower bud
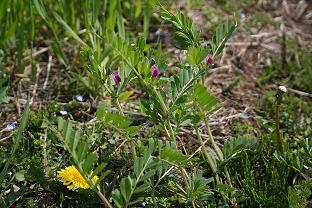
[205,54,214,65]
[112,71,121,85]
[151,64,159,77]
[278,86,287,93]
[275,85,287,105]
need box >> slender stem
[201,76,205,85]
[152,86,169,114]
[116,99,124,116]
[180,168,189,187]
[195,126,217,174]
[115,98,136,158]
[163,122,189,187]
[166,120,177,144]
[204,113,233,186]
[95,187,113,208]
[275,104,284,154]
[115,45,169,117]
[224,167,232,187]
[204,117,224,161]
[74,164,112,208]
[130,140,137,158]
[103,82,113,95]
[151,191,158,208]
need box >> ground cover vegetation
[0,0,311,207]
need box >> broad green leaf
[187,47,209,66]
[112,190,124,208]
[118,91,134,102]
[160,147,190,167]
[91,163,106,178]
[133,183,150,194]
[161,9,200,49]
[139,169,156,182]
[192,84,219,112]
[222,136,257,162]
[210,19,237,57]
[83,153,97,173]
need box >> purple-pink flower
[112,71,121,85]
[151,64,159,77]
[205,54,214,65]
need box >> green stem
[204,117,233,186]
[74,165,112,208]
[116,99,124,115]
[130,140,137,158]
[151,86,169,114]
[195,126,217,174]
[204,117,224,161]
[151,191,158,208]
[163,122,189,187]
[116,98,136,158]
[224,167,232,187]
[275,104,284,154]
[166,120,177,144]
[103,84,112,95]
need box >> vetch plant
[51,6,238,207]
[87,8,235,205]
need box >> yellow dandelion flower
[57,165,99,191]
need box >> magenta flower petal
[151,64,159,77]
[205,54,214,65]
[112,71,121,85]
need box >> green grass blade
[0,99,30,185]
[52,11,87,46]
